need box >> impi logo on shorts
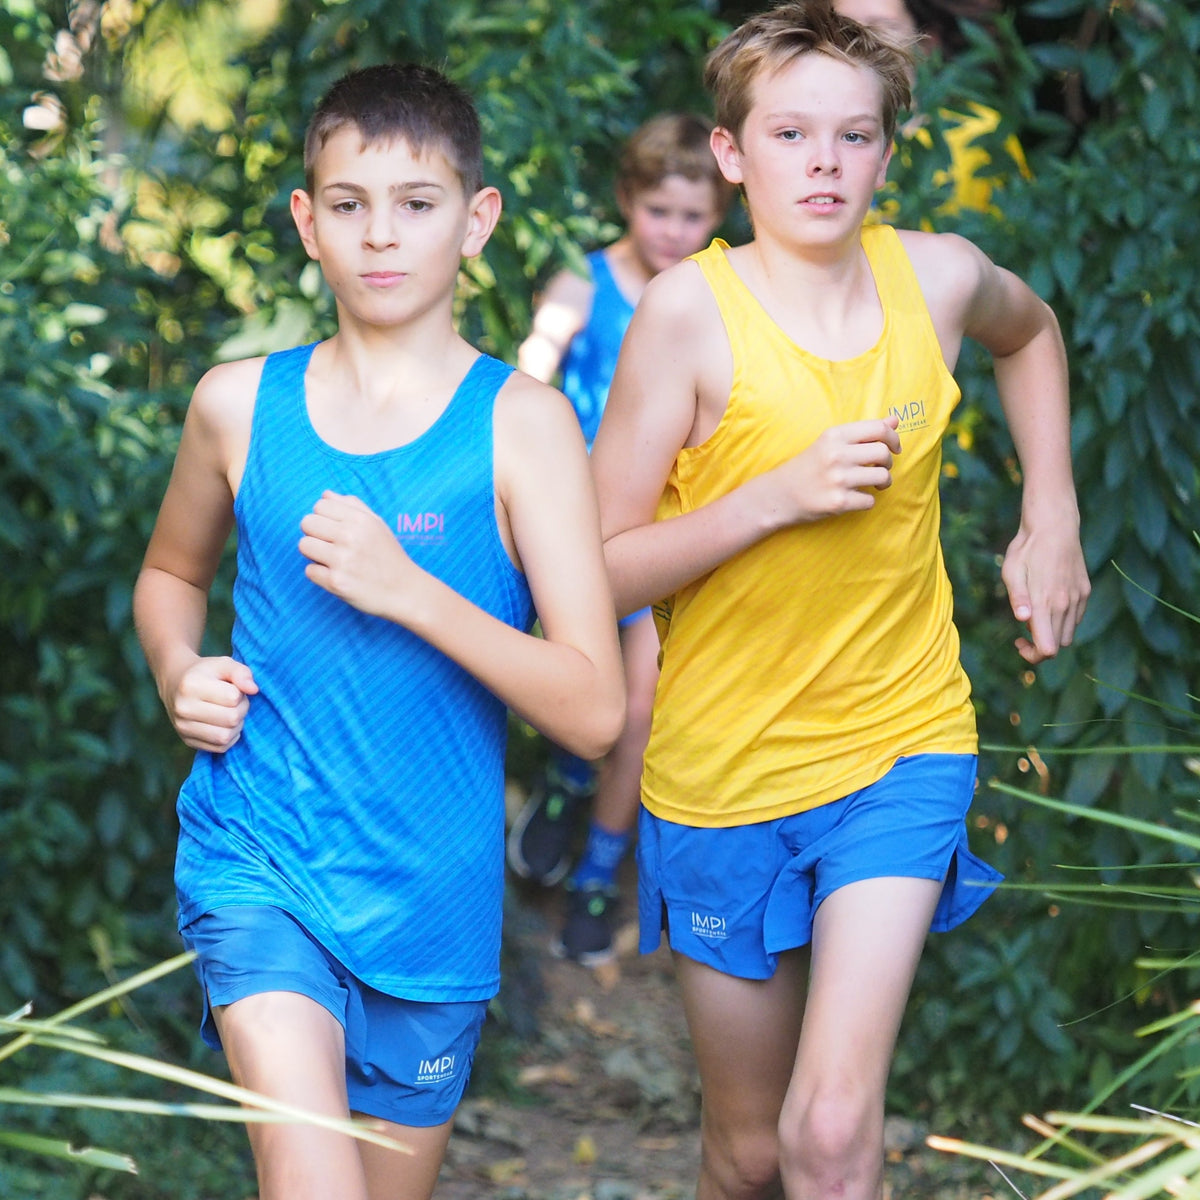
[416,1053,456,1085]
[691,911,728,941]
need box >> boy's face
[832,0,918,41]
[620,175,725,277]
[711,52,892,249]
[290,126,499,330]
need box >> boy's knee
[702,1122,781,1200]
[778,1088,881,1186]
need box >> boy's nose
[808,142,842,175]
[364,210,399,247]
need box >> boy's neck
[605,236,656,303]
[734,231,883,362]
[302,327,480,455]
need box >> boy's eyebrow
[320,179,450,194]
[765,109,882,126]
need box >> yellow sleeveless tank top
[643,225,977,828]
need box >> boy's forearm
[133,566,208,702]
[993,323,1079,522]
[603,477,779,617]
[395,569,625,761]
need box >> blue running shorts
[180,905,488,1126]
[637,753,1001,980]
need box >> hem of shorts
[761,865,951,957]
[642,741,979,828]
[178,895,500,1004]
[206,973,346,1027]
[929,872,1003,933]
[348,1085,470,1129]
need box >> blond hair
[615,112,736,213]
[704,0,915,144]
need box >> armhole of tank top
[232,352,282,519]
[482,360,531,595]
[873,226,958,390]
[588,249,632,324]
[679,249,742,460]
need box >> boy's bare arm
[911,231,1089,663]
[592,263,901,617]
[516,268,593,384]
[134,360,261,751]
[298,374,625,761]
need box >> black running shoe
[551,882,618,966]
[506,768,589,886]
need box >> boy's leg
[557,611,659,962]
[214,990,371,1200]
[216,992,458,1200]
[358,1118,453,1200]
[590,610,658,835]
[779,876,942,1200]
[673,948,807,1200]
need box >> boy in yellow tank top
[590,3,1090,1198]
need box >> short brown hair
[704,0,915,144]
[615,113,736,214]
[303,63,484,196]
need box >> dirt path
[436,866,1000,1200]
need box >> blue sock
[550,748,595,794]
[571,822,631,889]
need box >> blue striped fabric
[175,343,533,1001]
[560,249,635,448]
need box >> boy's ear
[461,185,502,258]
[710,126,744,186]
[290,188,320,261]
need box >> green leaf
[0,1128,137,1174]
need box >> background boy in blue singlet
[506,114,733,965]
[133,65,625,1200]
[591,4,1090,1198]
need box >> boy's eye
[778,129,802,142]
[403,198,434,213]
[332,199,362,214]
[844,131,869,144]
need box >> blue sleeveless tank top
[559,249,635,448]
[174,343,534,1002]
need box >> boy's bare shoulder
[896,227,988,279]
[496,367,585,443]
[895,227,991,311]
[188,355,268,430]
[538,264,596,312]
[638,257,719,332]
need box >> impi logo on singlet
[397,511,446,544]
[889,399,930,434]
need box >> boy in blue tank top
[133,64,625,1200]
[506,114,733,965]
[590,4,1089,1198]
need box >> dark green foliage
[0,44,235,1011]
[883,0,1200,1132]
